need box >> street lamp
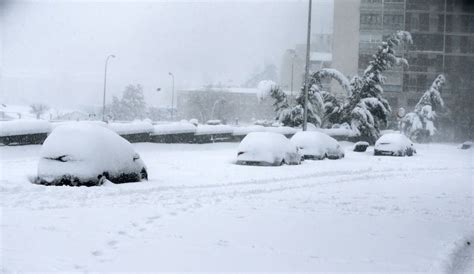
[287,49,297,96]
[303,0,312,131]
[102,54,115,122]
[210,99,226,121]
[168,72,175,120]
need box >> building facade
[280,33,333,95]
[333,0,473,139]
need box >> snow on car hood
[38,124,145,181]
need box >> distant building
[280,33,333,95]
[336,0,474,108]
[332,0,474,138]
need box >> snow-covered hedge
[51,121,107,130]
[0,120,52,137]
[152,122,197,136]
[108,121,153,135]
[195,124,234,135]
[264,126,299,136]
[232,125,266,136]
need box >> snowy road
[1,142,473,272]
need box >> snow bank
[37,124,146,185]
[195,124,233,135]
[0,120,51,137]
[232,125,266,136]
[152,122,197,136]
[51,120,107,130]
[264,126,299,136]
[237,132,300,165]
[108,121,153,135]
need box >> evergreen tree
[343,30,412,143]
[400,74,446,142]
[108,84,147,121]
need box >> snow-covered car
[353,141,370,152]
[236,132,301,166]
[374,133,416,156]
[459,141,473,150]
[290,131,344,160]
[33,124,148,186]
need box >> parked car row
[236,131,414,166]
[32,124,417,186]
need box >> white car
[33,124,148,186]
[374,133,416,156]
[290,131,345,160]
[236,132,301,166]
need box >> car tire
[407,148,413,157]
[140,168,148,180]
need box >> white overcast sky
[0,0,333,108]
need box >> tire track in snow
[86,167,470,264]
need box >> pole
[302,0,312,131]
[168,72,175,120]
[102,54,115,122]
[291,60,294,96]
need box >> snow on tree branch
[401,74,446,141]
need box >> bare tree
[29,103,50,119]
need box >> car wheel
[97,175,106,185]
[407,148,413,156]
[140,168,148,180]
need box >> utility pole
[303,0,312,131]
[168,72,175,120]
[102,54,115,122]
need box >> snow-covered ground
[0,142,472,272]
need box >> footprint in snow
[91,250,103,257]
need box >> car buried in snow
[32,123,148,186]
[236,132,301,166]
[374,133,416,157]
[290,131,345,160]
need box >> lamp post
[210,99,226,121]
[168,72,175,120]
[102,54,115,122]
[302,0,312,131]
[287,49,297,96]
